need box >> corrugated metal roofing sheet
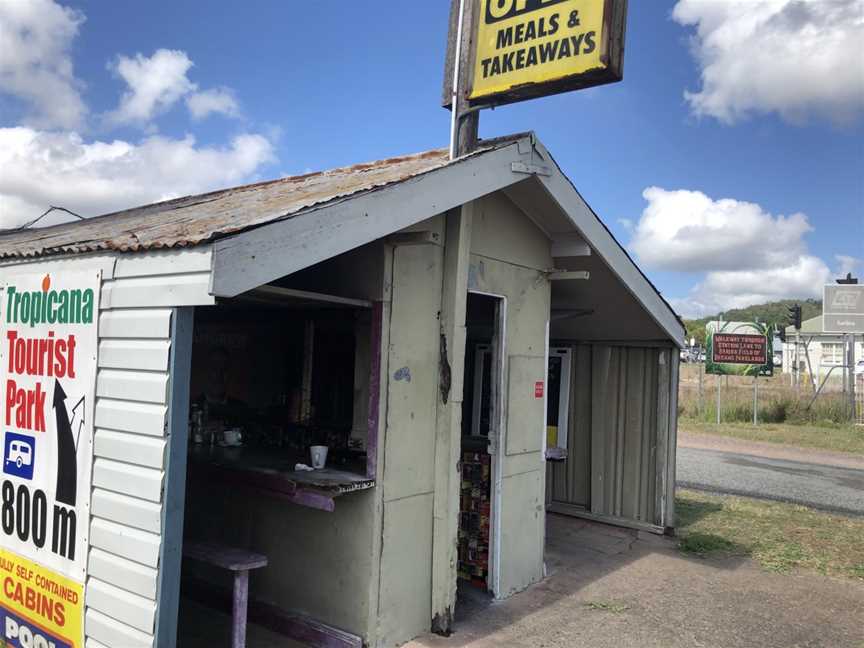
[0,136,519,259]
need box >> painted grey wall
[468,192,553,599]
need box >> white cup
[310,445,328,469]
[222,429,242,446]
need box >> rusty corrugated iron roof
[0,136,522,259]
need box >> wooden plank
[92,458,164,503]
[95,399,167,437]
[88,547,158,599]
[101,273,214,309]
[548,271,590,281]
[384,231,440,247]
[154,307,194,648]
[211,140,531,297]
[97,369,169,404]
[548,503,665,535]
[249,284,372,308]
[86,638,112,648]
[91,488,162,533]
[114,247,212,278]
[86,578,157,635]
[94,429,166,469]
[89,517,161,568]
[85,608,153,648]
[98,339,171,372]
[183,542,268,571]
[99,309,173,339]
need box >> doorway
[458,292,505,602]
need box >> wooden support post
[301,319,314,422]
[431,205,473,634]
[232,569,250,648]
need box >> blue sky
[0,0,861,317]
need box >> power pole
[848,333,856,421]
[445,0,479,159]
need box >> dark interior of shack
[187,301,361,463]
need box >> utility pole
[445,0,479,159]
[835,273,860,422]
[847,333,856,420]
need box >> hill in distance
[683,299,822,345]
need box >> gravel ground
[408,515,864,648]
[676,446,864,516]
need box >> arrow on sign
[53,379,77,507]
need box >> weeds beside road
[678,363,859,426]
[681,420,864,455]
[677,489,864,581]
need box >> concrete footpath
[677,432,864,516]
[408,515,864,648]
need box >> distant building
[784,315,864,377]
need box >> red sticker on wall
[535,381,544,398]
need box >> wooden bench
[183,542,268,648]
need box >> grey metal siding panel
[549,344,669,528]
[546,345,591,508]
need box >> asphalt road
[677,446,864,516]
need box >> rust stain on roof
[0,137,521,260]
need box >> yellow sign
[470,0,623,104]
[0,548,84,648]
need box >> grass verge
[679,421,864,456]
[676,489,864,581]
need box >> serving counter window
[185,294,378,510]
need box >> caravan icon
[3,432,35,480]
[8,439,32,468]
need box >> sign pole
[698,361,704,415]
[849,333,856,422]
[447,0,479,159]
[716,374,721,425]
[795,330,800,394]
[753,374,758,426]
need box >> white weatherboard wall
[0,248,214,648]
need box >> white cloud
[0,3,277,232]
[0,127,275,229]
[630,187,811,272]
[672,0,864,124]
[672,255,833,318]
[187,87,240,120]
[106,49,196,125]
[106,49,244,126]
[835,254,861,277]
[0,0,87,129]
[629,187,848,318]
